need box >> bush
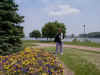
[72,38,79,42]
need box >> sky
[15,0,100,36]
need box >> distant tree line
[79,32,100,38]
[29,21,66,40]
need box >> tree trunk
[47,38,48,40]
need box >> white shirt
[60,33,64,42]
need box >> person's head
[58,28,62,33]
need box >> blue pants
[56,42,63,54]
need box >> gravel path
[35,43,100,52]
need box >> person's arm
[61,33,64,40]
[54,33,58,42]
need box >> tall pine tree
[0,0,24,55]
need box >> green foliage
[64,41,100,48]
[79,34,88,38]
[30,30,41,39]
[42,21,66,39]
[79,32,100,38]
[15,25,24,38]
[0,0,24,55]
[72,38,79,42]
[88,32,100,38]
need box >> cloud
[48,5,80,17]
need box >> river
[23,37,100,43]
[64,38,100,43]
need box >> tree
[88,32,100,38]
[0,0,24,55]
[71,34,75,38]
[30,30,41,39]
[79,34,88,38]
[16,25,24,38]
[42,21,66,40]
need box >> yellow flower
[51,69,54,72]
[32,57,35,61]
[11,60,17,65]
[45,62,48,65]
[17,69,21,72]
[23,60,30,65]
[0,48,64,74]
[59,64,63,67]
[39,67,42,71]
[14,70,16,73]
[4,65,10,70]
[10,58,14,61]
[8,69,12,72]
[24,48,32,52]
[42,73,47,75]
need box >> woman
[54,28,64,55]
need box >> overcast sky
[15,0,100,36]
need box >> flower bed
[0,48,64,75]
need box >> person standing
[54,28,64,55]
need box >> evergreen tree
[0,0,24,55]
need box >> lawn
[42,47,100,75]
[64,41,100,48]
[22,40,38,47]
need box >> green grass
[22,40,100,48]
[64,41,100,48]
[22,40,38,47]
[43,47,100,75]
[22,40,54,44]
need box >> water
[64,38,100,43]
[22,37,100,43]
